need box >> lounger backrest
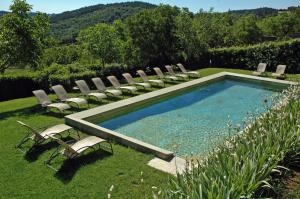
[32,90,52,107]
[122,73,135,84]
[177,63,187,73]
[276,65,286,75]
[92,77,106,92]
[107,76,121,88]
[17,121,43,140]
[50,136,77,156]
[257,63,267,73]
[137,70,149,82]
[153,67,164,78]
[51,85,68,101]
[75,80,91,95]
[165,65,176,75]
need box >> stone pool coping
[65,72,297,160]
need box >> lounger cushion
[176,74,188,79]
[149,79,164,85]
[39,124,72,140]
[88,93,107,100]
[136,82,151,88]
[106,89,122,96]
[165,76,178,81]
[68,136,107,154]
[47,103,71,112]
[120,86,138,92]
[65,98,87,105]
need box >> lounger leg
[45,149,60,171]
[15,133,31,149]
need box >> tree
[125,5,180,66]
[77,23,121,67]
[0,0,49,73]
[232,14,262,45]
[174,9,207,62]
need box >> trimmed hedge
[202,39,300,73]
[1,39,299,101]
[0,63,132,101]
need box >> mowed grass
[0,68,299,199]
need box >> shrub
[203,39,300,73]
[163,85,300,198]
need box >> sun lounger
[153,67,178,81]
[253,63,267,76]
[75,80,107,101]
[51,85,88,108]
[272,65,286,78]
[122,73,151,89]
[137,70,164,87]
[16,121,74,153]
[45,135,113,171]
[32,90,71,112]
[107,76,138,93]
[177,63,200,77]
[165,65,188,79]
[92,77,122,97]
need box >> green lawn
[0,68,299,198]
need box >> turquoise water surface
[98,79,281,156]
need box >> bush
[0,63,135,101]
[163,85,300,198]
[202,39,300,73]
[0,72,39,101]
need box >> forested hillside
[49,2,156,43]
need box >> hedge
[201,39,300,73]
[0,63,132,101]
[1,39,299,101]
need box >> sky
[0,0,299,13]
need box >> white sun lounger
[137,70,164,87]
[122,73,151,89]
[272,65,286,78]
[32,90,71,112]
[16,121,74,153]
[92,77,122,97]
[51,85,87,108]
[253,63,267,76]
[165,65,188,79]
[75,80,107,101]
[177,63,200,77]
[107,75,138,93]
[153,67,178,81]
[45,135,113,171]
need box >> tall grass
[163,85,300,198]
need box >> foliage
[164,85,300,198]
[232,14,263,45]
[78,23,122,67]
[206,39,300,73]
[0,0,49,73]
[258,9,300,39]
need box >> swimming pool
[98,79,280,156]
[66,72,294,160]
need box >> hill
[49,2,156,43]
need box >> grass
[0,67,299,198]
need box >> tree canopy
[0,0,49,73]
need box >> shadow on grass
[24,141,59,162]
[54,150,111,184]
[0,105,81,120]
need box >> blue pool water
[99,79,281,156]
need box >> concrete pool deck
[65,72,296,174]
